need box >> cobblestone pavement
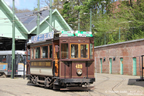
[0,73,144,96]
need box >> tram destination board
[31,32,54,43]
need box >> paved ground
[0,73,144,96]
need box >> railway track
[112,77,125,96]
[88,75,110,96]
[89,75,125,96]
[0,89,17,96]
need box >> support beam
[49,0,52,32]
[11,0,15,79]
[37,0,40,35]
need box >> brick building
[94,39,144,76]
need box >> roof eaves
[29,9,57,34]
[29,9,72,34]
[94,39,144,49]
[55,9,72,31]
[1,0,29,34]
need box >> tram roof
[0,50,26,55]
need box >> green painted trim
[1,0,29,35]
[29,9,72,34]
[133,57,137,76]
[120,58,123,75]
[109,58,112,74]
[100,58,102,73]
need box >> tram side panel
[30,61,53,76]
[59,61,94,79]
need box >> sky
[4,0,42,10]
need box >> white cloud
[4,0,20,7]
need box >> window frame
[90,43,94,59]
[34,47,41,59]
[80,43,89,59]
[61,43,69,59]
[70,43,79,59]
[31,48,34,59]
[49,44,53,59]
[41,45,48,59]
[70,43,89,59]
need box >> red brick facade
[94,39,144,76]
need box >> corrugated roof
[16,10,49,31]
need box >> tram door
[53,42,59,76]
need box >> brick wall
[94,39,144,76]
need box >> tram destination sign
[31,32,54,43]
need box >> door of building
[109,58,112,74]
[100,58,102,73]
[120,58,123,75]
[133,57,137,76]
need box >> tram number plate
[76,64,82,69]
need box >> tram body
[0,50,26,77]
[27,31,95,90]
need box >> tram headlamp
[77,69,82,76]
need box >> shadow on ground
[128,79,144,87]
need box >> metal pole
[78,0,80,31]
[119,27,121,41]
[90,8,92,32]
[49,0,52,32]
[37,0,40,35]
[11,0,15,79]
[78,12,80,31]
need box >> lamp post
[11,0,15,79]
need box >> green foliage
[58,0,144,46]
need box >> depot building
[0,0,72,50]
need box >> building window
[31,49,34,59]
[71,44,78,58]
[90,44,93,59]
[49,45,52,58]
[61,43,68,59]
[42,46,48,58]
[81,44,88,58]
[35,47,40,59]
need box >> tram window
[90,44,94,59]
[42,46,48,58]
[31,49,34,59]
[71,44,78,58]
[0,55,6,63]
[81,44,88,58]
[20,55,24,63]
[35,47,40,59]
[61,44,68,59]
[49,45,52,58]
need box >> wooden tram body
[27,32,95,90]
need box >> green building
[0,0,72,50]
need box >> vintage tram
[27,31,95,90]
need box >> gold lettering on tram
[76,64,83,69]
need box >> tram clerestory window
[61,44,68,59]
[90,44,93,59]
[35,47,40,59]
[71,44,78,58]
[49,45,52,58]
[81,44,88,58]
[42,46,48,58]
